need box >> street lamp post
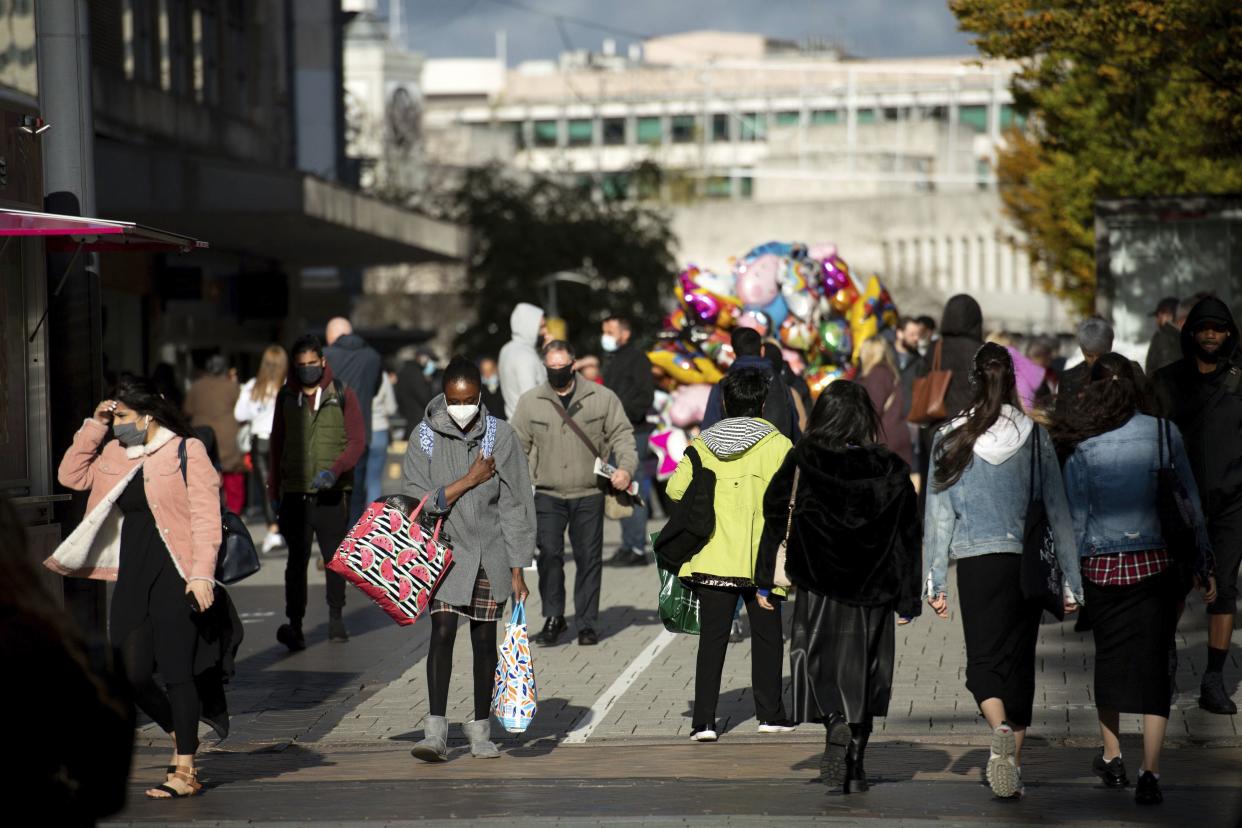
[540,270,592,320]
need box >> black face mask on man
[547,365,574,390]
[296,364,325,386]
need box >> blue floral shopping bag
[492,601,537,733]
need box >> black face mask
[296,365,324,386]
[547,365,574,390]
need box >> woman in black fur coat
[756,380,923,794]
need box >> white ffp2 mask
[447,403,480,430]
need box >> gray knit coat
[400,395,536,606]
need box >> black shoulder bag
[1156,418,1213,595]
[653,446,717,571]
[1020,428,1066,619]
[180,439,261,585]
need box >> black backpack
[653,446,716,570]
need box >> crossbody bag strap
[932,339,942,372]
[783,466,801,544]
[1028,425,1041,504]
[548,398,602,460]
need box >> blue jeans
[619,428,651,552]
[364,429,389,507]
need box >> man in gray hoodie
[499,303,547,419]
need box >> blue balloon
[761,293,789,328]
[742,241,792,261]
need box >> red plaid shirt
[1081,549,1170,587]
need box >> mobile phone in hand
[186,591,201,613]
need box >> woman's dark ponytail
[931,343,1023,491]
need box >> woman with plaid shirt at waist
[1053,354,1217,807]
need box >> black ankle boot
[844,723,871,793]
[820,715,850,790]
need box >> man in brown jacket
[512,340,637,646]
[185,354,245,513]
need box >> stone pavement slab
[106,742,1242,826]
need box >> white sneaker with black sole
[690,724,718,742]
[757,719,798,734]
[986,723,1020,798]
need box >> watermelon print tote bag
[328,495,454,626]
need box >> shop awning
[0,207,208,252]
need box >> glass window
[601,173,630,200]
[810,109,839,125]
[738,176,754,198]
[567,119,593,147]
[774,111,800,127]
[671,114,696,143]
[636,116,663,145]
[855,108,876,125]
[711,113,730,142]
[704,176,731,198]
[959,105,988,131]
[533,119,559,147]
[883,107,903,122]
[1000,104,1025,130]
[739,112,766,141]
[510,121,527,150]
[602,117,626,145]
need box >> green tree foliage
[440,163,676,357]
[951,0,1242,313]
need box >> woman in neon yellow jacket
[667,369,794,742]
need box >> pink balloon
[670,384,713,428]
[808,242,837,261]
[736,255,780,307]
[781,348,806,375]
[736,310,771,336]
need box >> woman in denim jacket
[924,343,1083,800]
[1053,354,1216,806]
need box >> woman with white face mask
[400,357,537,762]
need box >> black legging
[427,612,498,722]
[253,439,277,525]
[120,622,200,754]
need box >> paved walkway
[107,516,1241,824]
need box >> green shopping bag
[657,565,700,635]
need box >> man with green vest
[268,334,366,651]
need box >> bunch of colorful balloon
[645,241,899,480]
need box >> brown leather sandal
[146,766,202,799]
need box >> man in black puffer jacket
[324,317,382,523]
[1154,296,1242,715]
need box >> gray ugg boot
[463,718,501,759]
[411,715,449,762]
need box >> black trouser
[280,490,349,622]
[427,612,498,721]
[535,492,604,631]
[693,584,787,726]
[120,621,201,755]
[252,438,277,525]
[349,448,370,525]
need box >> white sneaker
[690,725,718,742]
[261,533,278,553]
[986,723,1020,798]
[757,719,798,733]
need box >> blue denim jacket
[924,422,1083,601]
[1063,413,1210,558]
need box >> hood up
[509,303,545,347]
[940,294,984,341]
[700,417,776,460]
[1181,296,1238,367]
[792,440,911,533]
[947,404,1032,465]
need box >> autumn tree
[951,0,1242,314]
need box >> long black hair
[1049,353,1144,458]
[111,373,195,439]
[805,380,880,448]
[932,342,1022,491]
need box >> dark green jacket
[268,365,366,497]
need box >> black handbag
[179,440,261,585]
[1020,428,1066,619]
[653,446,716,571]
[1156,418,1211,593]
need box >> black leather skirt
[790,588,895,725]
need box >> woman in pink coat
[48,375,222,800]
